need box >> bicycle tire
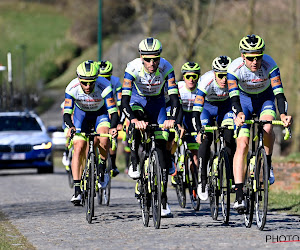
[140,155,150,227]
[97,155,112,206]
[185,151,200,211]
[150,150,162,229]
[244,153,254,228]
[208,155,219,220]
[174,172,186,208]
[255,147,268,230]
[219,149,230,224]
[86,153,95,224]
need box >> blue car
[0,111,54,173]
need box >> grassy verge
[0,211,35,249]
[269,185,300,215]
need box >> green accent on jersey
[221,118,234,127]
[132,105,144,112]
[117,100,121,106]
[229,90,240,98]
[168,88,178,95]
[237,128,250,138]
[228,71,239,81]
[192,106,203,112]
[164,67,174,79]
[108,107,118,114]
[122,89,132,96]
[273,88,284,95]
[64,109,73,115]
[199,87,208,95]
[269,66,278,76]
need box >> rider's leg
[224,128,236,180]
[233,134,249,204]
[71,137,87,197]
[97,125,109,181]
[198,132,213,187]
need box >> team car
[0,111,54,173]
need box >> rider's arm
[121,73,136,121]
[269,68,288,115]
[103,84,118,128]
[166,71,180,120]
[63,93,75,129]
[191,88,205,132]
[227,73,243,115]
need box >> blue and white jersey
[178,80,197,112]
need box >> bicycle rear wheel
[255,147,268,230]
[150,150,162,229]
[219,149,230,224]
[208,155,219,220]
[174,171,186,208]
[244,154,254,228]
[86,153,95,223]
[185,152,200,211]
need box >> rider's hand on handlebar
[234,112,245,127]
[109,128,118,138]
[117,124,123,131]
[177,124,185,139]
[67,127,76,138]
[163,119,175,130]
[131,118,148,130]
[280,114,293,127]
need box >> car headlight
[33,142,52,150]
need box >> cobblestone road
[1,168,299,249]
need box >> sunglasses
[184,73,199,81]
[80,80,96,86]
[244,54,263,61]
[143,56,160,63]
[215,72,227,79]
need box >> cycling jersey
[178,80,197,112]
[192,70,233,132]
[121,57,179,122]
[63,77,118,130]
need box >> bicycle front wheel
[185,152,200,211]
[140,155,150,227]
[174,172,186,208]
[150,150,162,229]
[255,147,268,230]
[208,155,219,220]
[244,153,255,228]
[219,149,231,224]
[86,153,95,224]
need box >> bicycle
[242,119,291,230]
[132,124,165,229]
[68,130,115,224]
[172,129,200,211]
[64,138,74,188]
[204,124,234,224]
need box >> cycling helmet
[138,37,162,55]
[212,56,232,72]
[76,60,99,81]
[181,62,201,75]
[98,60,113,76]
[239,34,265,54]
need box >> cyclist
[172,62,200,177]
[121,37,180,216]
[227,34,292,212]
[98,60,122,177]
[64,60,118,205]
[192,56,235,201]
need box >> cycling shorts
[200,98,234,126]
[73,105,110,134]
[237,86,276,137]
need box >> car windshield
[0,116,42,131]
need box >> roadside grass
[0,211,35,250]
[269,186,300,215]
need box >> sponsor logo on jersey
[228,80,237,89]
[64,99,72,107]
[106,97,116,107]
[271,76,281,87]
[195,95,204,104]
[123,79,132,88]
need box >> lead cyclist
[121,37,180,217]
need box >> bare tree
[158,0,216,64]
[247,0,256,34]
